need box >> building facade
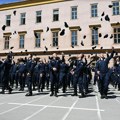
[0,0,120,60]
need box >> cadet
[1,55,12,94]
[38,59,45,92]
[72,54,87,97]
[33,59,40,90]
[49,53,60,97]
[18,59,26,91]
[26,57,36,96]
[25,70,33,96]
[114,58,120,90]
[96,47,115,99]
[59,55,68,93]
[10,61,18,88]
[44,61,50,90]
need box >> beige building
[0,0,120,60]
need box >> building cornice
[69,26,81,30]
[111,22,120,27]
[0,49,120,57]
[0,0,68,11]
[89,24,101,28]
[18,31,27,34]
[51,28,61,32]
[3,32,12,36]
[34,29,43,32]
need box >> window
[114,27,120,44]
[71,6,77,19]
[71,31,77,46]
[4,36,10,49]
[6,15,11,26]
[91,4,98,17]
[19,35,25,48]
[36,11,42,23]
[35,32,41,47]
[53,9,59,21]
[113,1,120,15]
[92,29,98,45]
[52,32,58,47]
[20,13,26,25]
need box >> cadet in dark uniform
[59,56,68,93]
[49,53,59,97]
[25,56,36,96]
[25,70,33,96]
[114,58,120,90]
[0,59,3,86]
[72,54,87,97]
[38,59,45,92]
[33,59,40,90]
[18,59,26,91]
[10,61,19,88]
[1,55,12,94]
[44,61,50,90]
[96,47,115,99]
[83,62,92,95]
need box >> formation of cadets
[0,47,120,99]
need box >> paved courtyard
[0,85,120,120]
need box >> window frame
[91,3,98,17]
[113,27,120,44]
[112,1,120,15]
[71,6,78,20]
[4,36,10,49]
[36,11,42,23]
[71,30,78,46]
[53,9,59,22]
[20,13,26,25]
[91,28,99,45]
[35,32,41,48]
[52,32,59,47]
[19,34,25,48]
[6,15,11,27]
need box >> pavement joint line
[0,94,49,115]
[95,95,102,120]
[62,98,79,120]
[23,97,63,120]
[116,99,120,104]
[8,102,104,112]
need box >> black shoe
[9,88,12,94]
[0,91,5,94]
[38,89,40,92]
[104,95,108,99]
[79,93,86,98]
[25,93,32,96]
[101,95,105,99]
[19,88,22,91]
[21,88,24,91]
[85,91,88,95]
[41,89,43,92]
[71,93,78,96]
[33,88,36,91]
[55,94,58,97]
[63,91,66,93]
[50,93,54,96]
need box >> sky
[0,0,25,4]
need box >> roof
[0,0,67,11]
